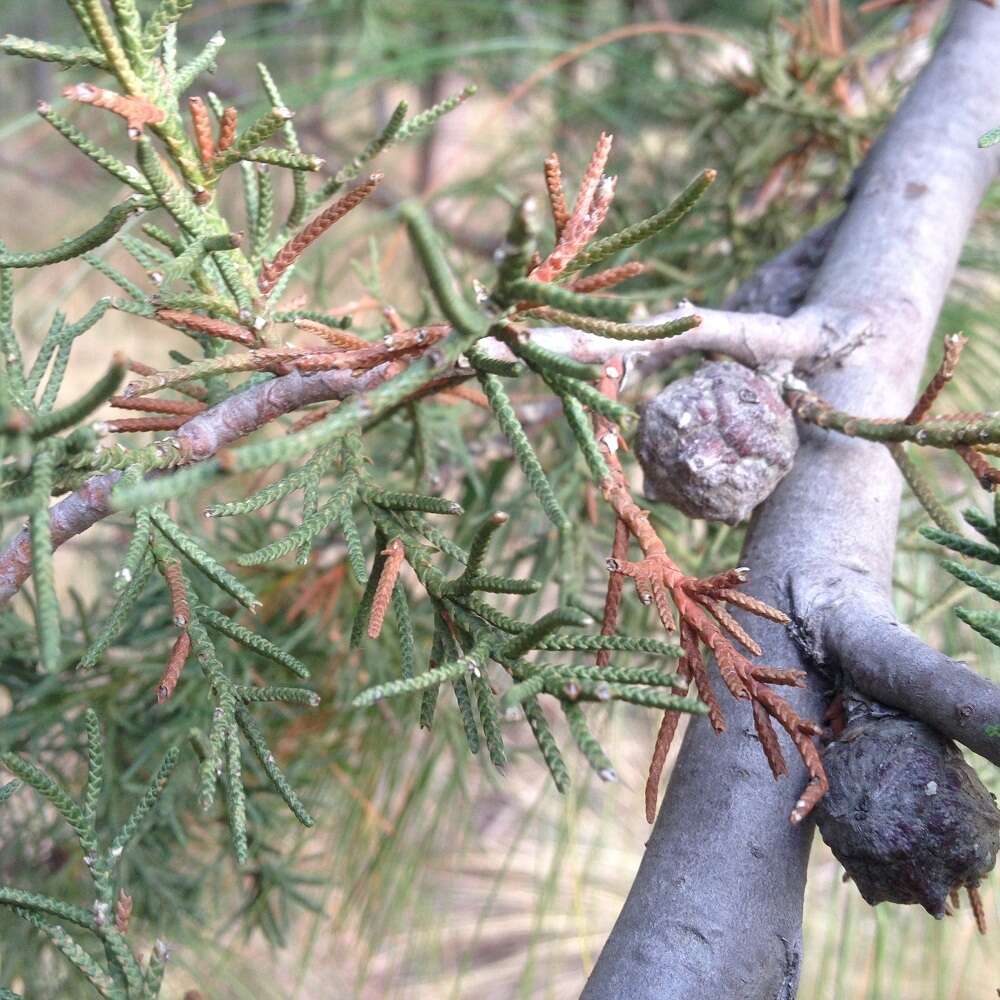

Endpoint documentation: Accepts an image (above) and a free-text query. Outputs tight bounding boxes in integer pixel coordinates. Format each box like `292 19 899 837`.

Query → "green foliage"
928 496 1000 656
0 711 178 998
0 1 928 995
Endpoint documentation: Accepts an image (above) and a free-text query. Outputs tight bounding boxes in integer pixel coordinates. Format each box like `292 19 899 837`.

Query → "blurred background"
0 1 998 997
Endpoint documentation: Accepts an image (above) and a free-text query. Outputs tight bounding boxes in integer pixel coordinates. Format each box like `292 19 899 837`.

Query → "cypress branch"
477 371 567 528
197 604 310 678
563 702 616 781
1 34 107 69
150 508 260 611
522 696 569 793
0 199 149 268
108 748 181 858
31 354 126 438
505 278 633 321
563 168 717 275
235 707 314 827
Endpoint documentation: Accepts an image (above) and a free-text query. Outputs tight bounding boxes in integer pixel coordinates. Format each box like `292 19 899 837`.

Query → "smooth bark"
582 4 1000 998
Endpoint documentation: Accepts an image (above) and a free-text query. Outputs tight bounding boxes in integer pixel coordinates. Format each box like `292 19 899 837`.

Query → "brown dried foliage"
62 83 165 137
593 356 826 824
368 538 405 640
258 174 382 294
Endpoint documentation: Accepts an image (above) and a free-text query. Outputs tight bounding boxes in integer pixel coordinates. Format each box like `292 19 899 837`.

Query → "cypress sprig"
224 728 249 865
390 508 469 565
110 460 220 510
150 507 260 610
563 702 617 781
503 330 599 382
159 233 243 286
452 675 481 753
391 584 417 679
115 507 153 593
105 0 144 77
536 308 702 341
963 505 1000 546
557 681 704 712
135 138 210 238
464 344 525 378
256 62 309 227
196 603 310 678
791 390 1000 447
500 672 547 712
0 780 22 806
980 125 1000 149
31 354 126 438
443 572 540 596
78 550 154 671
0 198 150 269
398 201 489 339
29 442 60 672
210 106 293 175
82 710 104 828
0 752 96 856
309 101 407 210
142 0 194 56
240 147 324 172
955 607 1000 647
891 444 961 534
253 164 275 261
78 0 144 94
338 494 369 583
175 30 227 94
140 222 185 256
235 491 347 566
477 371 568 528
494 197 538 292
395 85 477 144
920 525 1000 567
350 529 388 647
505 278 633 322
108 747 181 859
17 912 117 998
522 696 570 793
306 86 477 213
497 607 592 660
1 34 107 68
560 392 610 481
0 887 97 931
143 939 170 998
352 646 487 708
473 674 507 769
363 486 463 516
543 370 637 430
235 707 314 827
121 234 173 273
235 684 320 706
464 511 509 578
563 168 717 275
537 633 682 657
939 558 1000 604
84 253 146 301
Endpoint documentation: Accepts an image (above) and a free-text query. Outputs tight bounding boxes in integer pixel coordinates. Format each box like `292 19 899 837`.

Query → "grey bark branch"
0 299 847 607
583 3 1000 998
0 365 387 605
792 574 1000 766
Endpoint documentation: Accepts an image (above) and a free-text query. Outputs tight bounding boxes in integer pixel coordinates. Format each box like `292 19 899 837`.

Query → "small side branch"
0 365 389 606
797 576 1000 766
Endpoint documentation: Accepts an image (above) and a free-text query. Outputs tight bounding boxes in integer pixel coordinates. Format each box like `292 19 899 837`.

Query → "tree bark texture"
582 4 1000 998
